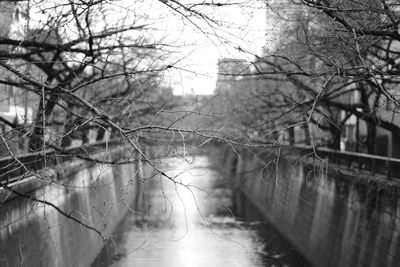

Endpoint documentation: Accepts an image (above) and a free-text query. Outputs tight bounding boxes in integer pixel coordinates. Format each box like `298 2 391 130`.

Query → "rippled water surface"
92 156 311 267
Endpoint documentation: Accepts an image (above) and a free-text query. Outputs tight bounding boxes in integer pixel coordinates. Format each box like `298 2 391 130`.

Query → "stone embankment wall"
215 145 400 267
0 149 152 267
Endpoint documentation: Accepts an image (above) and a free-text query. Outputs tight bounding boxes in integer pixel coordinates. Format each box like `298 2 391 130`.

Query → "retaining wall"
216 146 400 267
0 152 148 267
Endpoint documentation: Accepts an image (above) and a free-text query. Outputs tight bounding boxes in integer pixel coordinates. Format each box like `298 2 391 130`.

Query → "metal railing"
285 145 400 179
0 139 121 184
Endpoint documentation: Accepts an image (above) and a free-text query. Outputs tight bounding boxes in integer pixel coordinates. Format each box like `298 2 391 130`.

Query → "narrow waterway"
92 156 311 267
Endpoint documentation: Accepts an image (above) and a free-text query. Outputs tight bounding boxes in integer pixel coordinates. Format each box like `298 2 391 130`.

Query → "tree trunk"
364 92 381 155
329 124 341 150
303 123 311 145
28 94 59 151
287 126 295 145
365 122 377 155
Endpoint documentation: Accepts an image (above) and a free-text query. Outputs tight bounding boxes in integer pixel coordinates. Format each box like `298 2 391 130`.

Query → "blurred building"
0 2 37 154
215 58 250 95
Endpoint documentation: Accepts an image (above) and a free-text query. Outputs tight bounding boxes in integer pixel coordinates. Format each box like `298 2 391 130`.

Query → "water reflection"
92 156 311 267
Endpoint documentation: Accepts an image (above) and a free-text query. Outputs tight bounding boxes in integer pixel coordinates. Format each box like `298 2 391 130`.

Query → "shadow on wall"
217 146 400 267
0 161 144 267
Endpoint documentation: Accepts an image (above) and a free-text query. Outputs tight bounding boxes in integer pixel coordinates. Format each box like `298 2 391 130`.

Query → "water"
92 156 311 267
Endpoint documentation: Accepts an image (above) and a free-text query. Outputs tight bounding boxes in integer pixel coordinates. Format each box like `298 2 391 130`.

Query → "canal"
92 155 311 267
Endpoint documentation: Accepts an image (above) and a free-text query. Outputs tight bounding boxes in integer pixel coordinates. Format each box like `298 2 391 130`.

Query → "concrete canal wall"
215 145 400 267
3 142 400 267
0 151 152 267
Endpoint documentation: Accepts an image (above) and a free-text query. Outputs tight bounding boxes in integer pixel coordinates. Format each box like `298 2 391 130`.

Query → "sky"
25 0 269 95
143 0 268 95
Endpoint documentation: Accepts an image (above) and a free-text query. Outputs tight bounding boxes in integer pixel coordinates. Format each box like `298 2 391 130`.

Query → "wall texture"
0 157 146 267
216 146 400 267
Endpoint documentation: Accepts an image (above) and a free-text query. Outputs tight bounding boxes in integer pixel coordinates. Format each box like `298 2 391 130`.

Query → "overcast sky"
145 0 268 95
26 0 268 95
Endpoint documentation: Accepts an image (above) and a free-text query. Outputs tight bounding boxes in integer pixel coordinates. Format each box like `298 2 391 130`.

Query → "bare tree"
212 0 400 157
0 0 273 243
